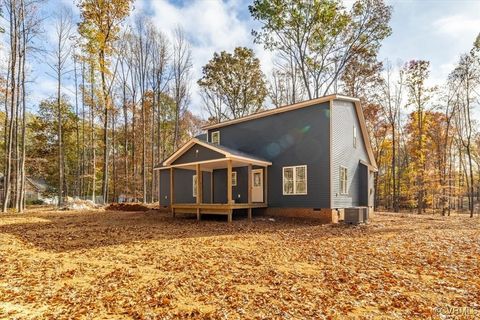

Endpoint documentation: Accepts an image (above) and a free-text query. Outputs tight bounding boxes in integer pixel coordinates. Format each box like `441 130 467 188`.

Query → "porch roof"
155 138 272 170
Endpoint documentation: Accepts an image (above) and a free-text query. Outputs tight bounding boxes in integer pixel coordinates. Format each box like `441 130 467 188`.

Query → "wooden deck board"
171 203 267 221
172 203 267 210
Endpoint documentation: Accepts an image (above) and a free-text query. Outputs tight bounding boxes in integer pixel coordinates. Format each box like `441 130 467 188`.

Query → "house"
0 176 49 204
155 94 377 223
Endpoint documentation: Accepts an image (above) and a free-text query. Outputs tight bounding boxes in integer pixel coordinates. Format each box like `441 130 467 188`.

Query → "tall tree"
377 62 403 212
450 51 480 218
47 7 73 207
250 0 392 98
78 0 132 203
171 27 192 149
403 60 435 214
198 47 267 122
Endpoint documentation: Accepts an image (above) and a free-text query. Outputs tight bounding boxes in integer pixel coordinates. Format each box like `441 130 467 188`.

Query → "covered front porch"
156 139 272 222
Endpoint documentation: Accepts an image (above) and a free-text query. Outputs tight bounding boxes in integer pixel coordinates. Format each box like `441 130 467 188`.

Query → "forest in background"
0 0 479 217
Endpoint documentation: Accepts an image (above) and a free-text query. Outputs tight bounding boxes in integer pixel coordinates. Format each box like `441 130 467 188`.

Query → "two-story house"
155 94 377 223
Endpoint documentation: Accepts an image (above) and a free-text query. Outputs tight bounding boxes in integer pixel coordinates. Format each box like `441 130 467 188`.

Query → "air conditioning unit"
344 207 368 225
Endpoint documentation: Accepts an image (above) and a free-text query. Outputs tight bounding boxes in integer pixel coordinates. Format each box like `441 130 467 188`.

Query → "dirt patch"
105 203 150 212
0 211 478 319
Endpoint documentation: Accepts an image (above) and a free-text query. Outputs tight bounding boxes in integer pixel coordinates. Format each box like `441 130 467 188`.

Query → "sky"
5 0 480 118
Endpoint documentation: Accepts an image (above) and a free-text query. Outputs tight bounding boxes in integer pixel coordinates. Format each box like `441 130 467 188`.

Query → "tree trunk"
100 51 109 204
3 0 18 212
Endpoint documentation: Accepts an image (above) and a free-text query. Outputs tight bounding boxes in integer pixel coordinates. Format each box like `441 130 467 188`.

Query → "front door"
252 169 263 203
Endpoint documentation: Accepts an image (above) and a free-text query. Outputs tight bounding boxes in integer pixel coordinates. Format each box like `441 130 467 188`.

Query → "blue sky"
7 0 480 117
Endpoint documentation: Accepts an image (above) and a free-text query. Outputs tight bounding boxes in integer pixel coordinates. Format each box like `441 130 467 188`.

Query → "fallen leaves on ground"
0 210 478 319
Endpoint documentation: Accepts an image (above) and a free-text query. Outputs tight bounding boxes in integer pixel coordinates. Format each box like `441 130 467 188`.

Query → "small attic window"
211 131 220 145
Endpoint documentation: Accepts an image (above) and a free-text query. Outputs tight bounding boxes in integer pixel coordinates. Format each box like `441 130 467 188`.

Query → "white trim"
211 131 220 145
282 165 307 195
232 171 237 186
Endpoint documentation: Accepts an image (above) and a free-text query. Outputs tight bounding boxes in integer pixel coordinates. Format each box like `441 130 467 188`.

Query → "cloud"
134 0 274 116
433 14 480 38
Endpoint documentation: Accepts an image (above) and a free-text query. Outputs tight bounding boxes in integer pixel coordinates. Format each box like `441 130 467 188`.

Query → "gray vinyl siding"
159 169 212 205
359 164 368 206
159 170 170 206
232 167 248 203
212 167 248 204
212 169 227 203
202 171 212 203
331 100 369 208
173 144 224 165
208 102 331 208
173 168 196 203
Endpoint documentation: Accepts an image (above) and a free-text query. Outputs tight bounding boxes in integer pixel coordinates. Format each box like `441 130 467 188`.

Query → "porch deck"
172 203 268 222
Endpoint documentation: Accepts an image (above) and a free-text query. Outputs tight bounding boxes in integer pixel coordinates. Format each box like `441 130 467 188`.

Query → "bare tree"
378 61 403 212
451 52 480 218
47 7 73 207
171 27 192 149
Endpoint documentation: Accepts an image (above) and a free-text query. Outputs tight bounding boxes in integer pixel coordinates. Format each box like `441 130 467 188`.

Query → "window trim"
232 171 237 187
282 165 307 195
340 166 348 195
211 131 220 145
192 175 197 197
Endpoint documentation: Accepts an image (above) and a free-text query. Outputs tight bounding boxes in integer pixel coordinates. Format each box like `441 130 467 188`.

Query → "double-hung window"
283 165 307 195
232 171 237 186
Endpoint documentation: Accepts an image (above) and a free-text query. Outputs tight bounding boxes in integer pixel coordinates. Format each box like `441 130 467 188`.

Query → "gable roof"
160 138 272 167
202 94 377 170
202 94 357 130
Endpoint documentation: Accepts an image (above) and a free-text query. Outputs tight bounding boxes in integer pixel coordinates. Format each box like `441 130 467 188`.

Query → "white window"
340 166 348 194
353 125 357 148
232 171 237 186
283 165 307 195
211 131 220 145
193 175 197 197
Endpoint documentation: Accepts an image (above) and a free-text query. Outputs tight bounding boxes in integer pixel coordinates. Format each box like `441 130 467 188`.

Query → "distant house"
155 94 377 223
0 176 49 203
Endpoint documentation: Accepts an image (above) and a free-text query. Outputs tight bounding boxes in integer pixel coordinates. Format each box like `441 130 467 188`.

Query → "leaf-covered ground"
0 209 479 319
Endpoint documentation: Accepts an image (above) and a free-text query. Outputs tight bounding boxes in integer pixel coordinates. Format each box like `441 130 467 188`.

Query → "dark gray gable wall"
331 100 369 208
172 143 224 165
159 169 212 206
208 102 331 208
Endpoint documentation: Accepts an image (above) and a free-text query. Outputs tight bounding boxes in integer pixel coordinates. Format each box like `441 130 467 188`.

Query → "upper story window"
283 165 307 195
340 166 348 194
232 171 237 186
211 131 220 145
353 124 357 148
